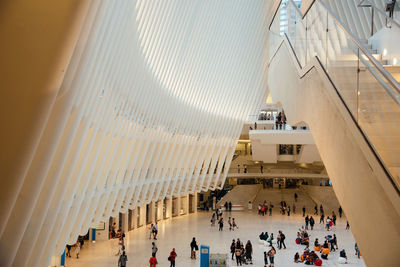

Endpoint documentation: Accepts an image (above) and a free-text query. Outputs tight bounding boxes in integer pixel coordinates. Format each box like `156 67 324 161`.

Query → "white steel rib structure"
0 0 279 266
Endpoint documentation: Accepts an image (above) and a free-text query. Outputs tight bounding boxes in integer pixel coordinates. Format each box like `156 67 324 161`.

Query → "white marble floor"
66 211 365 267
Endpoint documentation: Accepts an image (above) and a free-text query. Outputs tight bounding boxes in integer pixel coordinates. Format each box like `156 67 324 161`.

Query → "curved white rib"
0 1 274 266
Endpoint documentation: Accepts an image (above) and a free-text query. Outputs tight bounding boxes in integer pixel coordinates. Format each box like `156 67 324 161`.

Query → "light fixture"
393 58 398 65
382 48 388 56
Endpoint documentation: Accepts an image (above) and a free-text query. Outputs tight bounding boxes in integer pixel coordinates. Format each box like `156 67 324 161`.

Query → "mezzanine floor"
66 210 365 267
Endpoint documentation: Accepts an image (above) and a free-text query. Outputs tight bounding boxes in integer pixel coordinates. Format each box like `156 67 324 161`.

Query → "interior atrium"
0 0 399 267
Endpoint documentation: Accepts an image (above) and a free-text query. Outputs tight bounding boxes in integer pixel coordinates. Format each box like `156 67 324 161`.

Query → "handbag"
168 256 172 261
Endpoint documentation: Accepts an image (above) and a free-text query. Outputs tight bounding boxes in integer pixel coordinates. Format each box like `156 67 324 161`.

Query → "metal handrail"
270 30 400 195
286 0 400 104
268 0 283 30
362 0 400 29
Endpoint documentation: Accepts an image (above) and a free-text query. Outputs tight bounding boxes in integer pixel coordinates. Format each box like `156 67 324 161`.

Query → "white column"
191 193 198 214
121 212 128 233
156 200 163 221
140 204 147 227
132 208 138 229
166 198 172 219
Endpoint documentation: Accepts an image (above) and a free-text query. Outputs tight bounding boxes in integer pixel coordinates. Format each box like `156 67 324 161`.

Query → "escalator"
268 1 400 266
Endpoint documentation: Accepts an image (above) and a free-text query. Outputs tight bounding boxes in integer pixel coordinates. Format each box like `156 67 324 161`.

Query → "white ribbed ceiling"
135 0 269 117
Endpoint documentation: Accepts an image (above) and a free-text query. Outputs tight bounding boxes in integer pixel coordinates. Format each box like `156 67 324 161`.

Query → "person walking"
314 205 318 215
268 233 274 247
234 246 242 266
218 218 224 231
153 222 158 240
228 217 232 231
190 237 198 259
294 192 298 202
320 212 325 224
305 215 309 230
293 204 296 214
287 206 291 216
278 230 286 249
332 211 337 226
245 240 253 264
66 244 72 258
118 251 128 267
169 248 177 267
346 221 350 230
267 247 276 267
269 205 272 216
232 218 238 230
229 201 232 211
355 243 360 258
263 251 268 267
230 239 236 260
152 242 158 257
302 206 306 217
149 255 157 267
211 213 216 226
75 241 81 259
310 216 315 230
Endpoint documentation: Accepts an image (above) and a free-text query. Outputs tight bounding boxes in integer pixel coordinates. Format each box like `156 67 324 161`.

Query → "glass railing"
324 0 400 41
270 0 400 191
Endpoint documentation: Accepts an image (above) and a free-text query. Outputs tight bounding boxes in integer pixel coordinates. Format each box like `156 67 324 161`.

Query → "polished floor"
66 210 366 267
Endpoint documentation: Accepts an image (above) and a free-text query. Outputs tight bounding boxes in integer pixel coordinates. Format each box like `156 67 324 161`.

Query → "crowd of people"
68 195 359 267
230 238 255 265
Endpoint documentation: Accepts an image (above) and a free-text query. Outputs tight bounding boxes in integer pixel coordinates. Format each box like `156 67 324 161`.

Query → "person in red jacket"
149 255 157 267
169 248 177 267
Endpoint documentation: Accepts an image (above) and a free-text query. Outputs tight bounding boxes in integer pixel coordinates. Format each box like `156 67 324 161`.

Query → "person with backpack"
278 230 286 249
190 237 198 259
118 251 128 267
168 248 177 267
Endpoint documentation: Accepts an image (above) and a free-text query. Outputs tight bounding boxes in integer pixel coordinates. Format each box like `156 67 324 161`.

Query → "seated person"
297 232 301 239
339 249 348 263
309 251 319 263
294 252 300 262
339 249 347 259
259 232 265 240
314 238 320 247
323 240 329 248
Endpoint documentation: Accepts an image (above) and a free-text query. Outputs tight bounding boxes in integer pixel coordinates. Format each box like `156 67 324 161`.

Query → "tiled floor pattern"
66 210 365 267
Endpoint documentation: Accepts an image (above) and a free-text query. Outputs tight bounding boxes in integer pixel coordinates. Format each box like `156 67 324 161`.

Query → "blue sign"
200 245 210 267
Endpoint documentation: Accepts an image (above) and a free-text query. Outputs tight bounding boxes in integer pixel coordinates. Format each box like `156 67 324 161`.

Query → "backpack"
281 234 285 240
